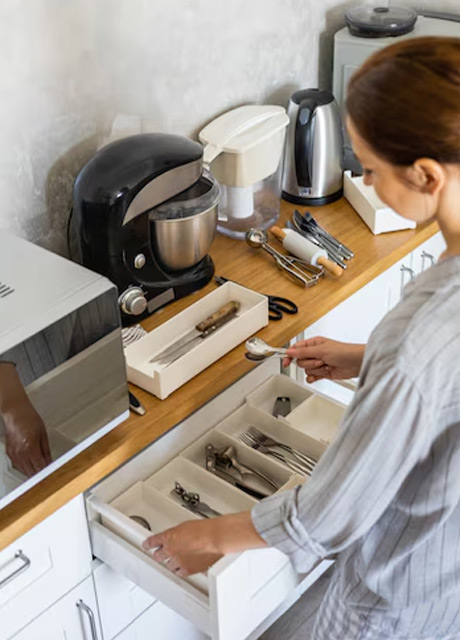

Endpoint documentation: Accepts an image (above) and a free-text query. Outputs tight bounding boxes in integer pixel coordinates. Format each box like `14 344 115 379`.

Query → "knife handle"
196 301 240 332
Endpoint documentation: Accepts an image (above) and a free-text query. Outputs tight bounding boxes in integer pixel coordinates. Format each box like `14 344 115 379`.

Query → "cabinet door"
93 562 155 640
302 265 394 345
114 601 208 640
0 496 92 640
11 576 101 640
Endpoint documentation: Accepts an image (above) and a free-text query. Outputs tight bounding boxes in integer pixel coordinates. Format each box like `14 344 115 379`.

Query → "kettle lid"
345 5 417 38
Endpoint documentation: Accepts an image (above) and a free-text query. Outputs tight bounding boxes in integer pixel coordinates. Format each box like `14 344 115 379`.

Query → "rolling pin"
271 226 343 277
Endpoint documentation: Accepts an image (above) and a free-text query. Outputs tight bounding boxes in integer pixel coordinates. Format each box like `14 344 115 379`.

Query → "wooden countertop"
0 198 438 550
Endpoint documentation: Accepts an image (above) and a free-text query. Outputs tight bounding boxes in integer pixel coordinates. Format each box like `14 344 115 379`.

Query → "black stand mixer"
70 134 219 325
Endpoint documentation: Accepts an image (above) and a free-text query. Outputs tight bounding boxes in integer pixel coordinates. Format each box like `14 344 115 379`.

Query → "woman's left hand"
143 518 223 577
142 511 267 577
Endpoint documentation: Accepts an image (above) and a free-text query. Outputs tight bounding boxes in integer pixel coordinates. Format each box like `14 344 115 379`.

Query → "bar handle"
0 550 31 588
77 599 99 640
400 265 415 298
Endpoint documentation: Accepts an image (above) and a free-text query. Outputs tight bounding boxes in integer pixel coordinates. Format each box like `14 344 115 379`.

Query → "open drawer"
87 361 343 640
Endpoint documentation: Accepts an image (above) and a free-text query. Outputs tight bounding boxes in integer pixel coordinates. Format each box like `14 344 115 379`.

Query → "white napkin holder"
343 171 416 235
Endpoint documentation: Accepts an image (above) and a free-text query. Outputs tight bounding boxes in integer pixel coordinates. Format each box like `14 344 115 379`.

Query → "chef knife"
150 300 240 365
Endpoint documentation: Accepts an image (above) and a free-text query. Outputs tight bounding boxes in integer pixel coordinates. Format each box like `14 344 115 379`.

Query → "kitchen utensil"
71 133 219 326
214 276 298 321
239 427 316 476
288 218 347 269
245 337 288 358
239 432 312 476
272 396 291 418
129 515 152 530
345 5 417 38
217 445 280 491
122 324 148 348
149 300 240 364
171 482 221 519
282 89 343 205
270 226 343 277
199 105 289 239
205 445 270 499
245 228 323 287
294 210 353 259
246 426 317 470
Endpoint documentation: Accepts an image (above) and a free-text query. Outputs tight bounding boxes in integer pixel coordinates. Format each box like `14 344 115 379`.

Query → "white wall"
0 0 457 254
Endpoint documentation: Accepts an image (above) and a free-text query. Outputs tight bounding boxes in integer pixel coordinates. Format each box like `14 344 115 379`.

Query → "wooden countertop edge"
0 203 439 550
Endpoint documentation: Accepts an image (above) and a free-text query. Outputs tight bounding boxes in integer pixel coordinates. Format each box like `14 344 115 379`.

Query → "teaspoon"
245 337 288 357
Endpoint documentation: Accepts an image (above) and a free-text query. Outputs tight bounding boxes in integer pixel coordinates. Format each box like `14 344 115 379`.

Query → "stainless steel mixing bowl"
150 173 219 271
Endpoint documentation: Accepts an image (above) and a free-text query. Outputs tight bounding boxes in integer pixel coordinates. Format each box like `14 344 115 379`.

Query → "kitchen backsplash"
0 0 456 254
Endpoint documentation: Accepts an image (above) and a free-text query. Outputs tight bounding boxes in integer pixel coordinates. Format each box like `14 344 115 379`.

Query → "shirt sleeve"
251 365 432 574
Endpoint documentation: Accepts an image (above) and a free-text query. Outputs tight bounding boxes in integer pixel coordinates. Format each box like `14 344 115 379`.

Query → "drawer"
11 576 101 640
87 361 338 640
0 496 92 640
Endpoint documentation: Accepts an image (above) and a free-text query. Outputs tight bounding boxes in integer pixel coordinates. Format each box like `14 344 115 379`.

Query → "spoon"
245 337 288 357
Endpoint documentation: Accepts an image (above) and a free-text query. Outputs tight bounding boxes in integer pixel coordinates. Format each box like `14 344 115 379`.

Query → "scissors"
214 276 298 321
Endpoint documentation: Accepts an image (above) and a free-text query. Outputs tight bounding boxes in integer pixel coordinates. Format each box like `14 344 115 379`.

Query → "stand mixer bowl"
150 173 220 271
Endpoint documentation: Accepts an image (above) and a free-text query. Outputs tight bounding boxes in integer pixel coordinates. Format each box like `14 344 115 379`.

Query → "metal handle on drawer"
400 265 415 297
421 251 436 270
77 599 99 640
0 550 31 588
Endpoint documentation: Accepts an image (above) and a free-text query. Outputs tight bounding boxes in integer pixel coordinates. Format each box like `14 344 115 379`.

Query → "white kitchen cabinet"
11 576 101 640
0 495 92 640
87 361 338 640
114 601 209 640
93 562 156 640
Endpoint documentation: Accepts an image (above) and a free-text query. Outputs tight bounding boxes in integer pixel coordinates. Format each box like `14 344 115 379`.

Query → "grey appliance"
333 13 460 172
0 231 129 509
281 89 343 206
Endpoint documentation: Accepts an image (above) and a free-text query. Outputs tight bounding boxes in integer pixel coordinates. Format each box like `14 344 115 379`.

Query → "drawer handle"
0 550 31 588
77 599 99 640
400 265 415 297
421 250 436 270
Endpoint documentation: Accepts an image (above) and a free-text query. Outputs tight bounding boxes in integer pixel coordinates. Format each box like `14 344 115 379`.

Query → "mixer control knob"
119 287 147 316
134 253 146 269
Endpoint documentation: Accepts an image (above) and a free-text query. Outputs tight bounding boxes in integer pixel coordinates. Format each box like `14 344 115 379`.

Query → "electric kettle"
282 89 343 205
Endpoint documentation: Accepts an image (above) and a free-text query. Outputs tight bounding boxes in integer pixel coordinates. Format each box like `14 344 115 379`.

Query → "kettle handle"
294 98 316 189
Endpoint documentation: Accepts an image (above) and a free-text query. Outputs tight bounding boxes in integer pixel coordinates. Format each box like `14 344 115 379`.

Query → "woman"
144 37 460 638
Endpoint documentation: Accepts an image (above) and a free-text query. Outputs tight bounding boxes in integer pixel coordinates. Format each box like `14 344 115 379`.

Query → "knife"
150 300 240 365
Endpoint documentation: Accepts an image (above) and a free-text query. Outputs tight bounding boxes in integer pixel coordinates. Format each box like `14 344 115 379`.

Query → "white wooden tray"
124 282 268 399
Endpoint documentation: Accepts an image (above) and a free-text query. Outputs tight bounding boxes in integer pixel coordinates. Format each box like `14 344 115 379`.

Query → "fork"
239 432 312 476
246 426 317 472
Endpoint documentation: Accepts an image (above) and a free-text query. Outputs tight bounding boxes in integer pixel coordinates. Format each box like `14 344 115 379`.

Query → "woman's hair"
346 36 460 166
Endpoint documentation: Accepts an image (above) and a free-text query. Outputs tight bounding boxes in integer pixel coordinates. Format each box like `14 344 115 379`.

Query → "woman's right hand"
284 337 365 383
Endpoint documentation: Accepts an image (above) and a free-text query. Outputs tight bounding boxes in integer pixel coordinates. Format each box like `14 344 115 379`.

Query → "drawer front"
11 576 101 640
93 562 156 640
114 600 208 640
0 496 92 640
88 360 337 640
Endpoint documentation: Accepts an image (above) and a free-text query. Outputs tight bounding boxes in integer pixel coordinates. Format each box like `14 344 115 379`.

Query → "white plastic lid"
199 105 289 163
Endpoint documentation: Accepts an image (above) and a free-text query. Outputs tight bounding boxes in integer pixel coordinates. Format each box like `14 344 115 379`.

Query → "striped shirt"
252 255 460 639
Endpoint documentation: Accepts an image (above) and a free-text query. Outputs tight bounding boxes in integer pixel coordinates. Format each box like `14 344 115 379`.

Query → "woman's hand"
142 512 267 577
0 362 51 477
4 404 51 477
284 337 365 383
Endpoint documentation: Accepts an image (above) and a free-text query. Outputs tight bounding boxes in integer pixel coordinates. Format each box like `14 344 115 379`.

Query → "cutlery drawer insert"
87 363 346 640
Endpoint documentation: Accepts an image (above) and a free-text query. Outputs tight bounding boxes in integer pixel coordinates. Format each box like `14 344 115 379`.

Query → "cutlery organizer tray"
124 281 268 399
88 365 345 639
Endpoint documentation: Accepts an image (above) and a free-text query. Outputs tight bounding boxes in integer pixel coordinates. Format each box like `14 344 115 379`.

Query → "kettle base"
282 189 343 207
